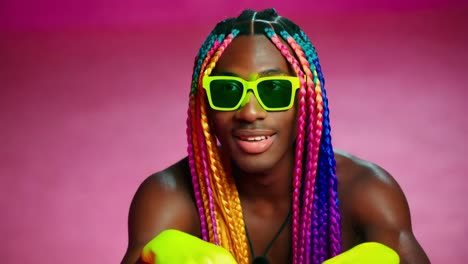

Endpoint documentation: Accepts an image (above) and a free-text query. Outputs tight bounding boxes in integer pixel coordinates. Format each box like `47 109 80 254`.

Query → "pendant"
252 256 269 264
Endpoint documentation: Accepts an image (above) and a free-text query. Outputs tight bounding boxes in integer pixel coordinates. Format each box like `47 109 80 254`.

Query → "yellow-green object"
323 242 400 264
141 229 238 264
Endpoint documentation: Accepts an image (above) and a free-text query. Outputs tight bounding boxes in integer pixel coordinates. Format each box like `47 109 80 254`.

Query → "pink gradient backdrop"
1 1 467 263
1 0 468 30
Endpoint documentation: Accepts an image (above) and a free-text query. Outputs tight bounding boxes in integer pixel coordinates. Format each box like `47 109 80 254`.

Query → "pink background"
1 1 467 263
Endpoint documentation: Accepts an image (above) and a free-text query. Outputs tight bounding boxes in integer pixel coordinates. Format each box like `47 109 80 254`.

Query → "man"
122 9 430 264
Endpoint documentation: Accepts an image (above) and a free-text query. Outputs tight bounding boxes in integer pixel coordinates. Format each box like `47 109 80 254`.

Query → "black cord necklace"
245 210 292 264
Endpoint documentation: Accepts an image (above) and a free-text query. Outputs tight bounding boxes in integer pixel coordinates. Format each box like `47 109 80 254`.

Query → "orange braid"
195 34 250 263
202 59 250 263
190 95 215 240
191 39 226 244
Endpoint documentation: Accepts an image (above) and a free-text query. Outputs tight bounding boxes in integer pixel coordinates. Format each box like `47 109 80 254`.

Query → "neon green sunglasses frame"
202 75 301 111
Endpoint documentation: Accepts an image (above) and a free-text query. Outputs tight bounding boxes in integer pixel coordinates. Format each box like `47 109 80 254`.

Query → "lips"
233 130 275 154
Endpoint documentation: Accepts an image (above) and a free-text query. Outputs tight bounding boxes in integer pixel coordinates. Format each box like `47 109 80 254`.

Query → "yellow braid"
194 44 224 245
199 102 225 243
200 99 249 263
198 52 250 263
313 69 323 113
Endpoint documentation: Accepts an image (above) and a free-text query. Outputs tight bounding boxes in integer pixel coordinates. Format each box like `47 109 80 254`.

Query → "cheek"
273 109 298 142
209 112 231 139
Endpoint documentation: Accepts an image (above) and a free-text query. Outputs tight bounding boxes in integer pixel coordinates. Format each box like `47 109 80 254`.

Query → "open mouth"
237 135 270 141
234 134 274 154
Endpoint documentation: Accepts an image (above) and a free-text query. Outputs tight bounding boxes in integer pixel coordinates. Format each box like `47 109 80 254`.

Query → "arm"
121 161 200 264
349 163 430 264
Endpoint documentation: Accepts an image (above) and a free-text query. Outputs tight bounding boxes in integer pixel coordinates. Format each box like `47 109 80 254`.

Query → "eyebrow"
215 68 288 77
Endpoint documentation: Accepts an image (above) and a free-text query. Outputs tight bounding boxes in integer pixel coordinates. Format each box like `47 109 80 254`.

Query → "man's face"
208 35 298 175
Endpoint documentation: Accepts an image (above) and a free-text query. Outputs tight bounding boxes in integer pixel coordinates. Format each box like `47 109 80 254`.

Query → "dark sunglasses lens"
210 80 244 108
257 80 293 108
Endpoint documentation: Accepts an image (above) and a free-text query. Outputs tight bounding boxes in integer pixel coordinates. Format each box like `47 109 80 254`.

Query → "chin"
232 155 277 175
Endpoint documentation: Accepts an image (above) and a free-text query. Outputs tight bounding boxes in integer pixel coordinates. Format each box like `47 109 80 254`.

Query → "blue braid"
300 30 342 257
217 33 226 43
306 29 341 256
190 31 232 96
299 30 319 61
264 27 275 38
317 68 342 257
191 33 217 94
313 157 330 263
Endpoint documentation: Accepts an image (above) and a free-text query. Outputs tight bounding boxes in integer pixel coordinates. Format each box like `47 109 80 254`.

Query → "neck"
233 153 294 207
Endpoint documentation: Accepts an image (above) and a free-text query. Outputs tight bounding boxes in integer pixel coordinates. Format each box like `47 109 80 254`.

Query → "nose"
234 91 267 122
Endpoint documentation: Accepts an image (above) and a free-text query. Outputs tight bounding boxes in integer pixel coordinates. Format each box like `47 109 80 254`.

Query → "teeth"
243 136 267 141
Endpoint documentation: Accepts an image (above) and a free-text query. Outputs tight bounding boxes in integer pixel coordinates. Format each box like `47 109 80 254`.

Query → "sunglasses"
202 75 301 111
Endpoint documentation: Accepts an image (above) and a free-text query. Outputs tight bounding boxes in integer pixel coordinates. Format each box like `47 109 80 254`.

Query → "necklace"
245 210 292 264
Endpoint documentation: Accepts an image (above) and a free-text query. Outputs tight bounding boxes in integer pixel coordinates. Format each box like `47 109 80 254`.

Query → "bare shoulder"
334 149 430 264
334 150 400 200
334 150 408 233
121 157 200 264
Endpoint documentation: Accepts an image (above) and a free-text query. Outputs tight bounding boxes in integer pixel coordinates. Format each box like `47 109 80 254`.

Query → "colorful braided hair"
186 8 342 264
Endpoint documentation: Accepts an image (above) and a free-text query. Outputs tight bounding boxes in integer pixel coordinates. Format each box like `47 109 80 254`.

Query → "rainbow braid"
277 30 320 264
195 35 228 245
204 30 251 262
310 37 342 258
195 33 227 242
189 35 224 242
187 30 219 242
271 28 323 264
285 31 325 264
188 30 231 244
187 27 251 263
200 31 236 247
293 29 342 262
264 27 314 264
296 29 342 258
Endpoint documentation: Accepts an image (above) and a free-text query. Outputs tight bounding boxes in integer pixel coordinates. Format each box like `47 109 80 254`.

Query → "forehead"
213 35 292 78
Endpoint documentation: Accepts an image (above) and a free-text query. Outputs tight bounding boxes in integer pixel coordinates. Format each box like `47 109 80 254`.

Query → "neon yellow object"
141 230 398 264
202 75 300 111
140 229 238 264
323 242 400 264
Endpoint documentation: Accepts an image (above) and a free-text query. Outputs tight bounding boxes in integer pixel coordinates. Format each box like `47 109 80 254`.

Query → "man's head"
208 34 298 174
186 9 341 264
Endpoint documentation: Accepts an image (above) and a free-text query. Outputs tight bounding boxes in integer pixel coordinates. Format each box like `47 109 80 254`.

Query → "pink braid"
285 35 324 263
186 98 208 240
195 94 220 244
193 93 216 241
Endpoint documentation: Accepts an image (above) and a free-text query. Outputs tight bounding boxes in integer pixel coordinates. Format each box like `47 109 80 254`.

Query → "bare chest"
243 212 361 264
